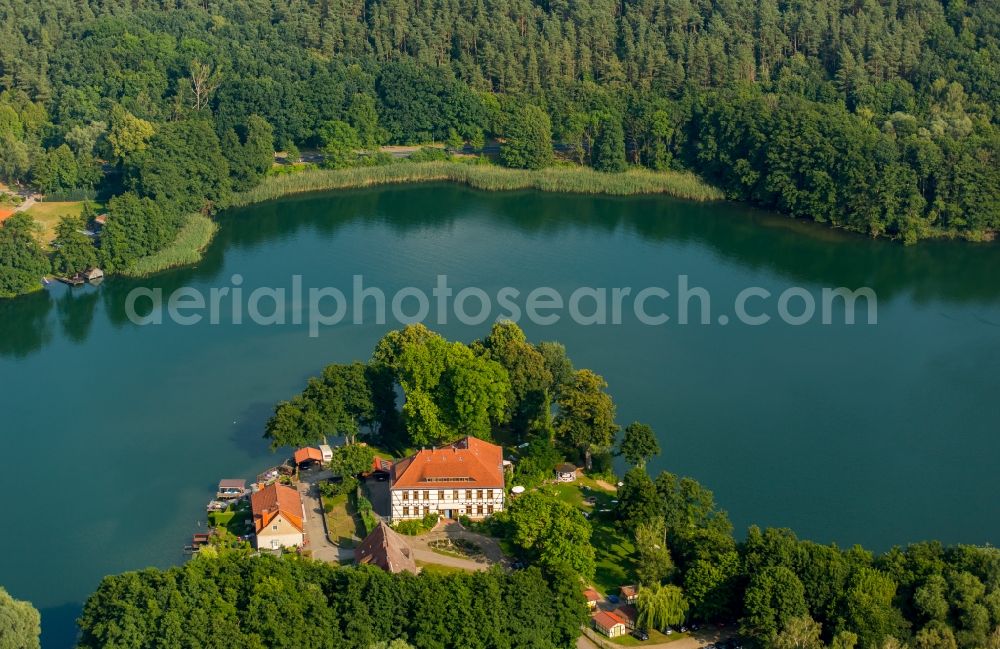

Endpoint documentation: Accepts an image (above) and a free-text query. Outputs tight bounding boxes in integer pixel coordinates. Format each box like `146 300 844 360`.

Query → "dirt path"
411 548 490 571
592 478 618 491
14 195 36 213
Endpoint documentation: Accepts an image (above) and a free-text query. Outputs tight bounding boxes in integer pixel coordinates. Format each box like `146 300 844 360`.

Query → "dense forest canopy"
75 553 587 649
0 0 996 285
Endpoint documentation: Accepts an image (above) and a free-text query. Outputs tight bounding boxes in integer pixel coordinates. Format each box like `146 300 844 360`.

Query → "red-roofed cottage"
390 436 505 522
251 483 304 550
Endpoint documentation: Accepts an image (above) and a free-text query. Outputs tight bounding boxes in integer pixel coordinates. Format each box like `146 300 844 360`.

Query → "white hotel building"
389 436 505 522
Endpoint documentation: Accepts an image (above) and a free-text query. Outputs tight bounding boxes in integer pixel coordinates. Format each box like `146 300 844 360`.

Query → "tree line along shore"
2 0 999 296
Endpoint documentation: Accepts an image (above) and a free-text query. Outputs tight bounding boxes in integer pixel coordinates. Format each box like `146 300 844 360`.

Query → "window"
476 489 483 499
466 489 472 499
452 490 459 500
272 525 278 530
477 505 484 515
487 505 494 514
423 490 430 500
403 506 410 516
402 491 409 501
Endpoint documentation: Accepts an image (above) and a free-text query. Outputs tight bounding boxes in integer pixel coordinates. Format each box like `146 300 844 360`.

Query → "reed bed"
121 213 218 277
125 162 720 278
231 161 724 207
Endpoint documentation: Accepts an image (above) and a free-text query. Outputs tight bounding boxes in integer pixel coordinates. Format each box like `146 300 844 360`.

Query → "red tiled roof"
614 605 638 624
251 483 303 533
584 588 602 602
355 521 416 574
621 584 638 598
593 610 627 630
371 457 393 473
294 447 323 464
391 436 504 490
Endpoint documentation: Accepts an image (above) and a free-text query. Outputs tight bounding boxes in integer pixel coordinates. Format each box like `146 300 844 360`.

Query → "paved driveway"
364 477 391 518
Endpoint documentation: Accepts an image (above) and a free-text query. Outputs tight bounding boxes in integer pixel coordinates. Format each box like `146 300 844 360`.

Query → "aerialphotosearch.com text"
124 274 878 337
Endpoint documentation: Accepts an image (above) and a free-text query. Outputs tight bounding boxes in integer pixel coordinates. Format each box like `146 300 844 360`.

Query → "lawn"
611 630 687 646
25 201 102 246
416 561 468 576
548 480 636 595
323 493 360 548
207 501 251 536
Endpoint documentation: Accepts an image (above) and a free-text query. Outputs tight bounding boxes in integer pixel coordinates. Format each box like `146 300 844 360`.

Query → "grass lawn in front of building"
323 493 361 548
611 629 687 646
548 479 636 595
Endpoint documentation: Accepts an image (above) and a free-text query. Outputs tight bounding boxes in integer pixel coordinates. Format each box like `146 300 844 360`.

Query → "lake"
2 183 999 646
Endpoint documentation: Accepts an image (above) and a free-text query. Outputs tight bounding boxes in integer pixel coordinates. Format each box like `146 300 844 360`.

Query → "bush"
406 146 450 163
355 494 379 536
394 512 439 535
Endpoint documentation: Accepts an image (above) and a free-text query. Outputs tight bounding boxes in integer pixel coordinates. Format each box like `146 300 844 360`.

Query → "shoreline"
123 161 725 277
9 160 996 292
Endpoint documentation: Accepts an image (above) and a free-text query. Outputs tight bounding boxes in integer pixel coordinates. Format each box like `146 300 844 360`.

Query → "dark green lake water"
2 184 999 646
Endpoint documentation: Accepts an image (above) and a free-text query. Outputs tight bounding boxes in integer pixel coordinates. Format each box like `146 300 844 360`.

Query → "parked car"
665 628 674 635
632 629 650 641
680 626 689 633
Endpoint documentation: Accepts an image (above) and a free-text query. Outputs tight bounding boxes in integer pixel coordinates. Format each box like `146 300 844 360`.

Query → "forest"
1 0 999 296
74 553 586 648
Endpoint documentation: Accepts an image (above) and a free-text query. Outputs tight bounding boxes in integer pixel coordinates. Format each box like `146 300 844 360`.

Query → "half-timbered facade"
389 436 505 522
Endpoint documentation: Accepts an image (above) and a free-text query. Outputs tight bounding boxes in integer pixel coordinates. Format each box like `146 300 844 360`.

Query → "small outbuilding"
592 610 628 638
294 447 324 468
620 584 639 604
82 267 104 282
555 463 578 482
365 456 393 481
583 588 602 609
217 479 247 500
319 444 333 463
355 521 416 574
613 604 638 630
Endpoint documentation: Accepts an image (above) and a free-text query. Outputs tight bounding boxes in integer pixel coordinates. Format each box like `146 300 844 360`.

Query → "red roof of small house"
614 605 638 625
584 588 602 602
621 584 638 598
391 436 504 490
371 457 393 473
250 483 303 533
593 610 627 631
294 447 324 464
94 213 108 225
